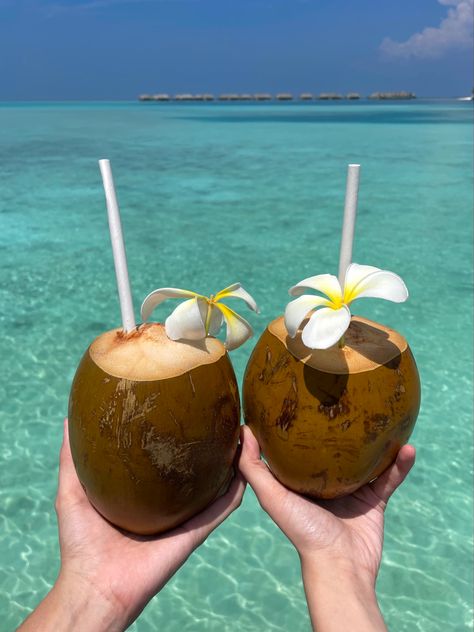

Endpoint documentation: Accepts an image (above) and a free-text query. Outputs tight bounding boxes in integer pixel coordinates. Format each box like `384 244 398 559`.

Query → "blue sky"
0 0 472 99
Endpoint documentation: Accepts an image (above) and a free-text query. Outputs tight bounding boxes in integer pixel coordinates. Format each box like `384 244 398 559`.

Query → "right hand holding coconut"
238 425 416 632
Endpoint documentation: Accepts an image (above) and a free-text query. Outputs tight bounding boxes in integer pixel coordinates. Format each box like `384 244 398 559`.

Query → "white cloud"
380 0 473 59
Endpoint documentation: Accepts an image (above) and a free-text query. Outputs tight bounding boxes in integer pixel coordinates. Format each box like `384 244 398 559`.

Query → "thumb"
57 418 88 506
238 425 289 515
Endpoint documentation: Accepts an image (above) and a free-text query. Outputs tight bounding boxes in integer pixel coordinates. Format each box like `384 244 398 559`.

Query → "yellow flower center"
330 297 345 309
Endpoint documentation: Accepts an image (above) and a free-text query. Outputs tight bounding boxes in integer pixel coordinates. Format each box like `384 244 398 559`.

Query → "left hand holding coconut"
20 161 255 631
239 424 416 632
18 420 245 632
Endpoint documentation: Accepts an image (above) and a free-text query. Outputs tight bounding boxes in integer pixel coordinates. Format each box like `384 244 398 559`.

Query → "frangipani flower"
141 283 259 351
285 263 408 350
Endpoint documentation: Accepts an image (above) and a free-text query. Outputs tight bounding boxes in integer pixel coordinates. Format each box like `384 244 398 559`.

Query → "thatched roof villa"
174 93 195 101
218 94 241 101
369 91 416 100
299 93 313 100
276 93 293 101
318 93 343 100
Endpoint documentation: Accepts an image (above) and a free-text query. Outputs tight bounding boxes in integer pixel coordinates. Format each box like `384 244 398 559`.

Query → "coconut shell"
243 316 420 498
68 323 240 535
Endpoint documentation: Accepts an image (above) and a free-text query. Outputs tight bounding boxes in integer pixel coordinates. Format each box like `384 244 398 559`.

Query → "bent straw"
338 164 361 286
99 159 136 332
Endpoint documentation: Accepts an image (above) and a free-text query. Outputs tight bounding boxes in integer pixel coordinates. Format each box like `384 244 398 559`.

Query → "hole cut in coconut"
89 323 226 381
269 315 407 375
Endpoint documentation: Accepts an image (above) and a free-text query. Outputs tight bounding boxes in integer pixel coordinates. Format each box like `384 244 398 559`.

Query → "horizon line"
0 95 471 102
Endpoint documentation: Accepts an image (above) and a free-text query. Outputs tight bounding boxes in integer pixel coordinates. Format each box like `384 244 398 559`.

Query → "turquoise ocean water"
0 100 472 631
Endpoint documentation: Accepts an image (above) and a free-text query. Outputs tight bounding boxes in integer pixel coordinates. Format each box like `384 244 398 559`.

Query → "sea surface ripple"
0 100 472 631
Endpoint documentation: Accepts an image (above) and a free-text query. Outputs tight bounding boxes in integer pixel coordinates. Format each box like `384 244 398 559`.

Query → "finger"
370 444 416 506
238 425 289 516
57 418 88 506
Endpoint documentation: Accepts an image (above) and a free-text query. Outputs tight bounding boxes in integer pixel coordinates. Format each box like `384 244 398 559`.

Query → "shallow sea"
0 100 472 631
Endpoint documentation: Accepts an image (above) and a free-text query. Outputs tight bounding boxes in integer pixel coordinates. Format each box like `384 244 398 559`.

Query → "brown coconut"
243 315 420 498
68 323 240 535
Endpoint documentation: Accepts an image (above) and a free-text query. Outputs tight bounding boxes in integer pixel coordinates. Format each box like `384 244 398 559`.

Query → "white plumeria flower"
141 283 259 351
285 263 408 350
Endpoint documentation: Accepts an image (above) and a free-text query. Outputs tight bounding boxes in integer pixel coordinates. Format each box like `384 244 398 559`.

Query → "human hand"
20 419 245 632
238 424 416 632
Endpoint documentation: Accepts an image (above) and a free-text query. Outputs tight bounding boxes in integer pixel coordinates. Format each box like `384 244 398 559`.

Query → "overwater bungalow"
276 93 293 101
202 94 215 101
369 91 416 100
239 94 254 101
346 92 360 100
174 93 194 101
152 94 170 101
138 94 152 101
254 93 272 101
319 93 343 100
299 93 313 100
218 93 240 101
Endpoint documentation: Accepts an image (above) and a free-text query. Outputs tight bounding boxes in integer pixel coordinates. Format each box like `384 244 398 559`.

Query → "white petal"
141 287 200 322
344 263 408 304
284 295 332 338
343 263 380 301
214 283 260 313
344 263 380 285
301 306 351 350
165 298 206 341
206 303 224 336
214 303 253 351
289 274 343 304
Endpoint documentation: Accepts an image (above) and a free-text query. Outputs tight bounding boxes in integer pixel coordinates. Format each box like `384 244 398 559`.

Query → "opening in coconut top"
269 315 408 375
89 323 226 381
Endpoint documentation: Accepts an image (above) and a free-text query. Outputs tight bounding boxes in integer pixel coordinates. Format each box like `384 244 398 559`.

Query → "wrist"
53 571 129 632
300 553 376 591
19 571 129 632
299 556 386 632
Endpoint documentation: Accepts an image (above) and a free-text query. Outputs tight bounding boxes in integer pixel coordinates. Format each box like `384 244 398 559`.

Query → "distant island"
138 91 417 102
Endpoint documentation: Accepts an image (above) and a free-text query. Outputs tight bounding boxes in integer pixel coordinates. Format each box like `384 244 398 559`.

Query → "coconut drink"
243 165 420 498
68 161 258 534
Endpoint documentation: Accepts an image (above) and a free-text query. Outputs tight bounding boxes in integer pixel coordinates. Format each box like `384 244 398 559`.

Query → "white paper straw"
338 164 361 286
99 159 136 332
